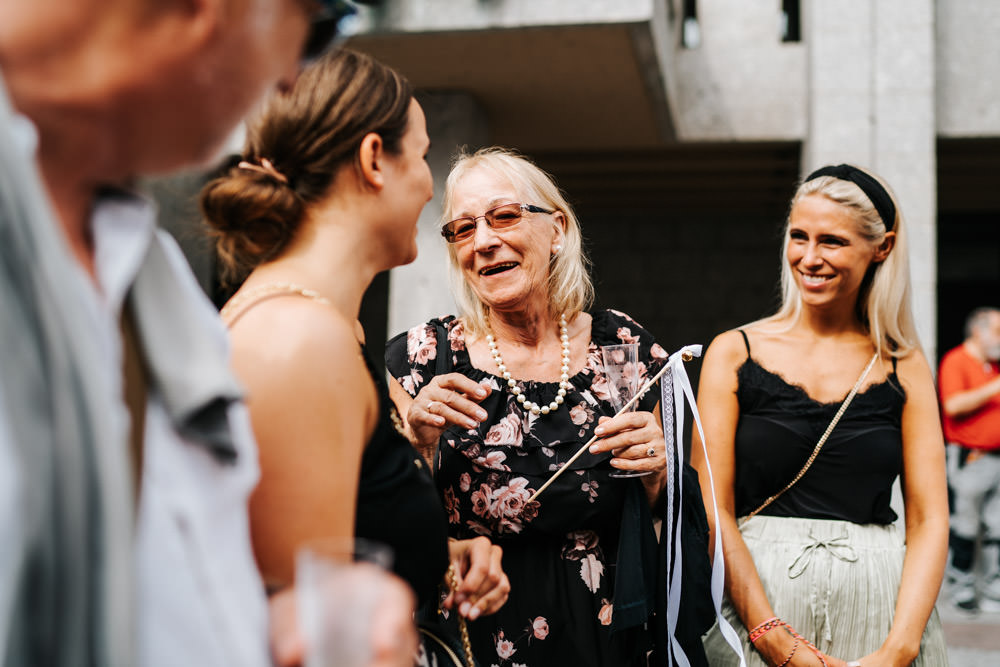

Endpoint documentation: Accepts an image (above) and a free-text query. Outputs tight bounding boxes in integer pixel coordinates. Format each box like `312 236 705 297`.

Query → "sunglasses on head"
441 202 554 243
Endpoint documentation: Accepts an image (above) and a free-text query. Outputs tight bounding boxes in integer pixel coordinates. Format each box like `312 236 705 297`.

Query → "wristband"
748 616 782 644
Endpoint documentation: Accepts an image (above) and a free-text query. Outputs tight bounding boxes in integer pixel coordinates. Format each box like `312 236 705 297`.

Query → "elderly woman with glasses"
386 147 713 666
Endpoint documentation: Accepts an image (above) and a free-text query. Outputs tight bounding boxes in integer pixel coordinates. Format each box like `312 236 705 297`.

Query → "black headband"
804 164 896 232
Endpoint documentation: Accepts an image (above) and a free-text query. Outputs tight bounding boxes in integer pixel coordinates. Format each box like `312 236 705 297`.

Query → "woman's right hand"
406 373 491 448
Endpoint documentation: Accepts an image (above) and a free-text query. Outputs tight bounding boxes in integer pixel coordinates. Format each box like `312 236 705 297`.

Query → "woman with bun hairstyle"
200 47 509 659
696 165 948 666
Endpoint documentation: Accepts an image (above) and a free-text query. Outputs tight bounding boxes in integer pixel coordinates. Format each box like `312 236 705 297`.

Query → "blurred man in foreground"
0 1 415 665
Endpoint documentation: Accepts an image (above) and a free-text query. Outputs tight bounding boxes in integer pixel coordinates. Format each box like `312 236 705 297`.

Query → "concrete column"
386 92 489 337
802 0 937 359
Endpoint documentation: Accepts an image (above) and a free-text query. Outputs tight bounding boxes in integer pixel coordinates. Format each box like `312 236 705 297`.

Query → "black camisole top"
355 345 449 605
733 331 905 524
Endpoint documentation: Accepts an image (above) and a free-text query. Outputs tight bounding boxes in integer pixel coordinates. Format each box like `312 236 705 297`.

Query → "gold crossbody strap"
742 352 880 523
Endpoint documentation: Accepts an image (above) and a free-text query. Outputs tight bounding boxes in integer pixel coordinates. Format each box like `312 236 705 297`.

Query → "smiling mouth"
800 273 833 286
480 262 519 276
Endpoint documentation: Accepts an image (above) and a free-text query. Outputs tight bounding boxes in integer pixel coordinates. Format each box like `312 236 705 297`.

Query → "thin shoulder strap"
220 283 331 327
737 329 751 357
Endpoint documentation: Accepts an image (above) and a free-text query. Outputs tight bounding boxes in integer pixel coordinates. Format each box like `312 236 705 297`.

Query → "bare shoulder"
894 347 936 392
229 296 358 359
227 296 367 395
704 328 751 368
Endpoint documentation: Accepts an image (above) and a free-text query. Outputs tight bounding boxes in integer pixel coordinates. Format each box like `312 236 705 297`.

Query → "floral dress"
386 310 669 667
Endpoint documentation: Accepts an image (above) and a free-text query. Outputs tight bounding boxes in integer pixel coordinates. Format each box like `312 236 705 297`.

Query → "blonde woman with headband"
696 165 949 666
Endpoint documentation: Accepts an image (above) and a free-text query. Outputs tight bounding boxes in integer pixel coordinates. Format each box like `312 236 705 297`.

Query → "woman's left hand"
589 412 665 475
444 536 510 619
590 412 667 503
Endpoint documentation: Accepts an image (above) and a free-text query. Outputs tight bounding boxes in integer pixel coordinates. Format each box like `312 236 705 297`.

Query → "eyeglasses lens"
443 204 525 243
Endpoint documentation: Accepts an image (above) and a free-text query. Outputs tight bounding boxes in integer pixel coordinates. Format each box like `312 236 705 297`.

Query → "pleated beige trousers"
703 515 948 665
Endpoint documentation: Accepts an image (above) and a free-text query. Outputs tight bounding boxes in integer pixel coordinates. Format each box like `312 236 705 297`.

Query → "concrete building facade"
334 0 999 368
155 0 999 372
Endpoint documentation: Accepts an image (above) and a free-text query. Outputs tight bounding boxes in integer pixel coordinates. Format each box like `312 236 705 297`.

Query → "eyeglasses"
441 203 554 243
301 0 359 64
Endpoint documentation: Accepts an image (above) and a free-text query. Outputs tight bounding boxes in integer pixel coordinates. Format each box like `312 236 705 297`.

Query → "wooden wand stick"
524 349 694 506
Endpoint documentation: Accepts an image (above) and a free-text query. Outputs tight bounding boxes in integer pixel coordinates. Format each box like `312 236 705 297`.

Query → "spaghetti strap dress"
702 330 948 665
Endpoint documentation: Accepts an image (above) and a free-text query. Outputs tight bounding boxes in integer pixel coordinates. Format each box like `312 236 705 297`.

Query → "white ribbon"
661 344 746 667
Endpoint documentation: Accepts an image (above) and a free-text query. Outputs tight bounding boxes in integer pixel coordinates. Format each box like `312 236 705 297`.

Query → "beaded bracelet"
780 623 828 667
749 616 782 644
775 635 798 667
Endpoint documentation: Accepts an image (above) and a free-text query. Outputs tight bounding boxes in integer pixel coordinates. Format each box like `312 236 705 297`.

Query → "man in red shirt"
940 307 1000 612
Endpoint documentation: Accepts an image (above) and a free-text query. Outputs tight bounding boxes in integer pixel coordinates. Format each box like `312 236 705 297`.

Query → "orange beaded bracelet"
748 617 782 644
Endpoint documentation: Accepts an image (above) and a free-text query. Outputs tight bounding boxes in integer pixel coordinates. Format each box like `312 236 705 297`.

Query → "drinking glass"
600 343 653 478
296 537 394 667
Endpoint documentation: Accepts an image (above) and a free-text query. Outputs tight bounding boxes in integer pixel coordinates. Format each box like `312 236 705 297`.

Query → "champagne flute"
296 537 394 667
599 343 653 478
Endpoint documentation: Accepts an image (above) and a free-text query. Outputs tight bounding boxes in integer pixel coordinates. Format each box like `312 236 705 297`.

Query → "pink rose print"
484 412 522 447
531 616 549 640
598 600 613 626
569 403 591 426
466 519 491 536
442 486 460 524
579 553 605 594
564 530 600 556
406 325 437 366
489 477 538 534
616 326 640 345
520 500 540 523
650 342 668 360
590 371 612 403
495 631 516 660
459 472 472 492
399 369 422 396
473 449 510 471
581 480 599 503
497 518 523 535
448 319 467 351
470 484 493 517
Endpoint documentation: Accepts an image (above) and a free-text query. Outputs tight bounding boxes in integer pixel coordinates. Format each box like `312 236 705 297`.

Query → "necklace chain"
485 314 572 416
220 282 330 323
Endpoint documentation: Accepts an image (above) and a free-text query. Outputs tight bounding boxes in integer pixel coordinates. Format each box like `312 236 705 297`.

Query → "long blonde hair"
765 166 918 358
441 147 594 334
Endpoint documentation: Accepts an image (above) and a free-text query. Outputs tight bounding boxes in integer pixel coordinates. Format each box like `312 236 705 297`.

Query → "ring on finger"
646 447 656 458
427 400 439 412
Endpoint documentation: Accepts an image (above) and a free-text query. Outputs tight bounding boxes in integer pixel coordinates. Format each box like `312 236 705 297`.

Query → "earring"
553 244 562 254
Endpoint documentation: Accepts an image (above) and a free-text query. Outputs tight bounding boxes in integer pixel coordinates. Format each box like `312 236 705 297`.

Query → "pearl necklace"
485 314 572 416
